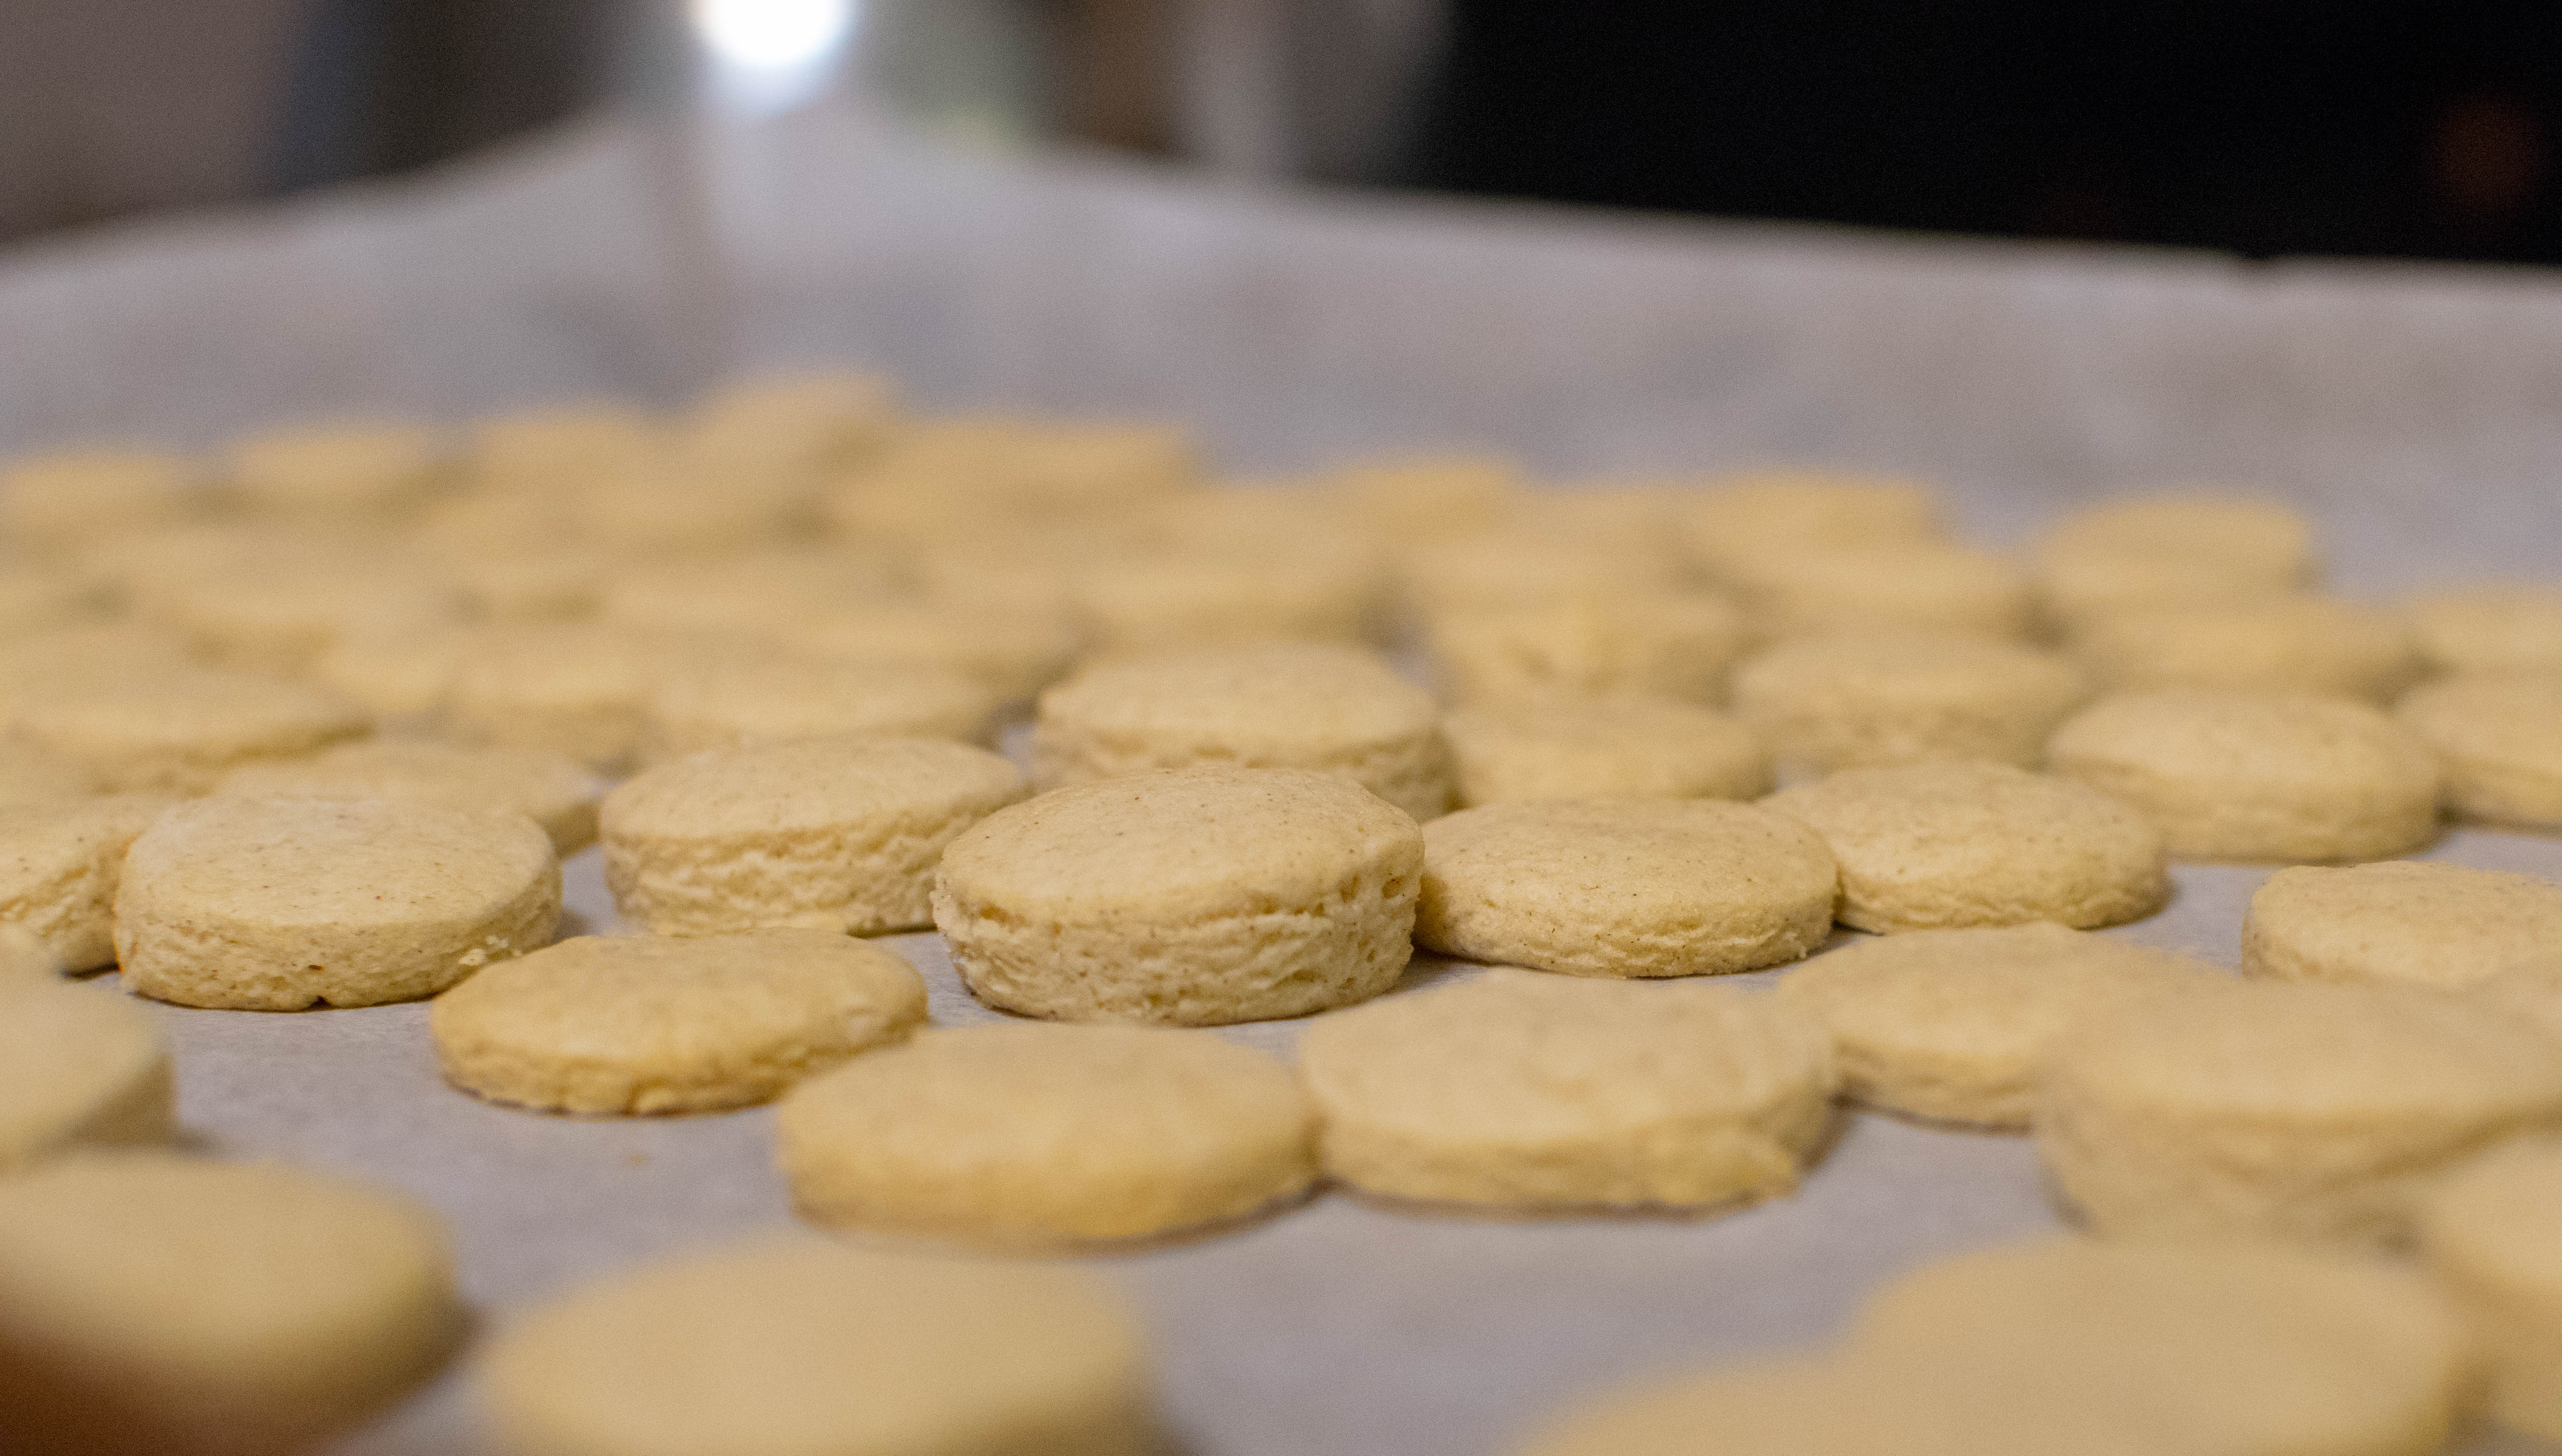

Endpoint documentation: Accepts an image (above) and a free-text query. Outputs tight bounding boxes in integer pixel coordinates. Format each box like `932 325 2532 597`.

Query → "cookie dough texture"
1775 923 2220 1128
1416 799 1835 978
1425 592 1746 707
220 739 603 854
2047 690 2442 862
936 766 1422 1024
641 653 1000 765
0 795 174 971
433 930 927 1115
441 623 657 773
222 421 449 518
0 984 172 1172
779 1023 1314 1245
116 797 560 1010
1681 474 1945 585
1724 542 2035 644
605 736 1026 937
1516 1357 1921 1456
0 447 198 553
2242 861 2562 990
0 734 97 806
1301 970 1835 1210
1032 642 1453 821
2037 982 2562 1243
1443 698 1771 808
2068 596 2419 703
2397 672 2562 829
2418 1140 2562 1442
478 1237 1153 1456
1732 632 2090 774
2032 495 2319 630
1762 763 2167 933
1069 551 1376 651
0 1153 461 1456
2404 584 2562 677
9 669 371 794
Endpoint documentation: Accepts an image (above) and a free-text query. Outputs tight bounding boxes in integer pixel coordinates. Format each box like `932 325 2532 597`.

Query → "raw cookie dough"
0 795 176 970
2418 1139 2562 1442
432 930 927 1115
1443 697 1771 808
477 1236 1153 1456
2031 494 2319 630
1762 763 2167 933
1680 473 1945 585
933 766 1422 1024
2066 596 2419 702
2037 982 2562 1243
1723 542 2035 644
778 1023 1314 1245
440 623 657 773
2404 584 2562 677
2242 861 2562 990
604 735 1026 937
1424 592 1747 706
9 669 371 794
116 797 560 1010
1033 642 1453 820
1775 923 2220 1128
1299 969 1835 1211
2047 690 2442 862
467 401 663 494
2396 672 2562 829
0 1153 461 1456
1395 534 1679 621
222 420 450 518
1069 550 1377 652
0 447 198 553
220 739 603 854
1416 799 1835 977
639 653 999 765
1731 632 2090 774
0 983 172 1172
788 602 1080 703
0 734 98 806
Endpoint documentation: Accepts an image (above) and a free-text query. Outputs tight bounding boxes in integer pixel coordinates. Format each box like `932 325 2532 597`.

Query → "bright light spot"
689 0 853 70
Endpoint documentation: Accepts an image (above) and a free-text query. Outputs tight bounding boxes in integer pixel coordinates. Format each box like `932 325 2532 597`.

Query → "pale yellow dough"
0 1153 460 1456
1680 473 1945 585
639 652 999 765
1762 762 2166 933
1424 592 1747 706
2242 860 2562 990
147 554 462 677
0 563 100 640
0 795 176 971
933 766 1422 1024
778 1023 1314 1246
2032 494 2319 630
2397 672 2562 829
596 547 899 636
432 930 926 1115
477 1236 1153 1456
0 734 98 807
1416 799 1836 978
1069 550 1377 652
1515 1357 1923 1456
219 739 603 854
1300 969 1835 1211
2067 595 2419 702
441 623 656 772
2404 584 2562 677
0 983 172 1173
1443 697 1771 808
10 669 371 794
1323 453 1523 543
604 735 1026 937
787 602 1080 703
222 420 450 518
1395 534 1679 620
116 797 560 1010
1731 632 2090 774
2418 1139 2562 1442
468 401 664 494
0 447 199 553
1723 541 2035 643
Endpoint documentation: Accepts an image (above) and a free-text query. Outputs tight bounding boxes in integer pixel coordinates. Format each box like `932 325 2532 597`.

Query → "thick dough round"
0 795 174 971
1731 632 2090 774
468 402 663 494
1515 1357 1923 1456
604 735 1026 937
9 669 371 794
1416 799 1836 977
1762 763 2167 933
778 1023 1314 1245
1069 550 1376 652
432 930 926 1115
934 766 1422 1024
116 797 560 1010
147 554 462 677
2242 861 2562 990
2032 494 2318 630
0 564 100 640
597 547 899 637
1299 969 1835 1210
219 739 602 854
1443 697 1771 808
1424 592 1746 706
2396 672 2562 829
0 1152 460 1456
2067 596 2419 702
0 448 199 553
640 653 999 766
478 1235 1152 1456
2418 1139 2562 1442
787 603 1079 703
1032 642 1453 820
2037 982 2562 1243
1723 542 2034 643
2047 690 2442 862
1774 923 2220 1128
1395 534 1679 620
0 983 171 1172
0 734 98 807
221 421 449 518
1680 473 1945 585
440 623 657 773
2404 584 2562 677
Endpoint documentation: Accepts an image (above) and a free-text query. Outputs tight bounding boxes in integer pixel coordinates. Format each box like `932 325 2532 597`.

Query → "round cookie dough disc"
478 1236 1152 1456
0 1153 460 1456
639 653 1000 765
2397 672 2562 829
9 669 371 794
788 602 1080 704
0 795 174 970
2418 1140 2562 1442
2031 495 2319 630
2404 584 2562 677
2067 596 2419 703
0 448 199 553
115 797 560 1010
432 930 926 1115
1762 763 2167 933
220 739 603 855
222 421 449 518
2036 982 2562 1243
440 623 657 774
0 983 172 1172
1416 799 1835 978
2242 861 2562 990
1300 970 1835 1210
604 735 1026 937
1680 474 1945 585
1424 592 1747 708
1731 632 2090 775
934 766 1422 1025
1723 542 2035 644
2046 690 2442 862
1515 1357 1928 1456
1443 697 1772 808
1032 642 1453 821
1775 923 2221 1128
778 1023 1314 1246
0 734 99 807
1069 550 1376 652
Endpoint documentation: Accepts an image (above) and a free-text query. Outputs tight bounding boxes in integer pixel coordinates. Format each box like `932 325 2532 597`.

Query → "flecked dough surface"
219 738 603 854
2047 690 2441 862
2066 596 2419 703
2242 861 2562 990
115 797 560 1010
933 766 1422 1024
8 669 371 794
1425 592 1746 708
778 1023 1315 1246
1299 970 1836 1211
604 735 1026 937
1761 763 2167 933
477 1236 1154 1456
0 795 175 971
2417 1139 2562 1442
1443 697 1771 808
1416 799 1836 978
0 983 172 1173
432 930 927 1115
2397 672 2562 829
1731 632 2090 775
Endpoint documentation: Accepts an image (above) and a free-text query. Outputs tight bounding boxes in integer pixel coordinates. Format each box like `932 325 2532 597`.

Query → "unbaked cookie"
0 733 98 807
2066 596 2419 702
10 669 371 794
0 984 171 1172
116 797 559 1010
1514 1357 1923 1456
0 447 199 554
2242 861 2562 990
0 795 175 971
222 420 450 518
441 623 656 773
934 766 1422 1024
468 401 663 494
2031 494 2319 631
639 652 999 766
1416 799 1835 977
147 553 463 677
1731 632 2090 774
787 602 1081 703
778 1023 1313 1245
219 739 602 855
596 546 900 637
1300 969 1835 1210
1324 453 1523 544
1443 697 1771 808
2047 690 2441 862
1424 592 1747 706
1762 763 2166 933
2404 583 2562 677
1680 472 1945 586
432 930 926 1115
604 735 1025 937
2417 1139 2562 1442
310 619 472 719
1723 541 2035 644
1069 549 1377 652
1774 924 2221 1128
2396 672 2562 829
1396 534 1679 621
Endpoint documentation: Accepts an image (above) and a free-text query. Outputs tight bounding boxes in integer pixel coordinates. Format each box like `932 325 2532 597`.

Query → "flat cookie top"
2034 494 2317 581
2247 861 2562 989
2067 596 2417 697
1735 631 2088 704
2047 689 2438 796
0 793 178 876
1420 798 1835 926
12 669 371 754
1443 696 1769 789
606 735 1025 839
2398 671 2562 755
122 797 554 929
218 739 598 825
1039 642 1436 748
1761 763 2163 897
649 653 998 742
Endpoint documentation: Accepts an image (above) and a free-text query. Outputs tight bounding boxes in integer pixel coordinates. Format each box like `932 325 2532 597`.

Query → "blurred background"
5 0 2559 263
